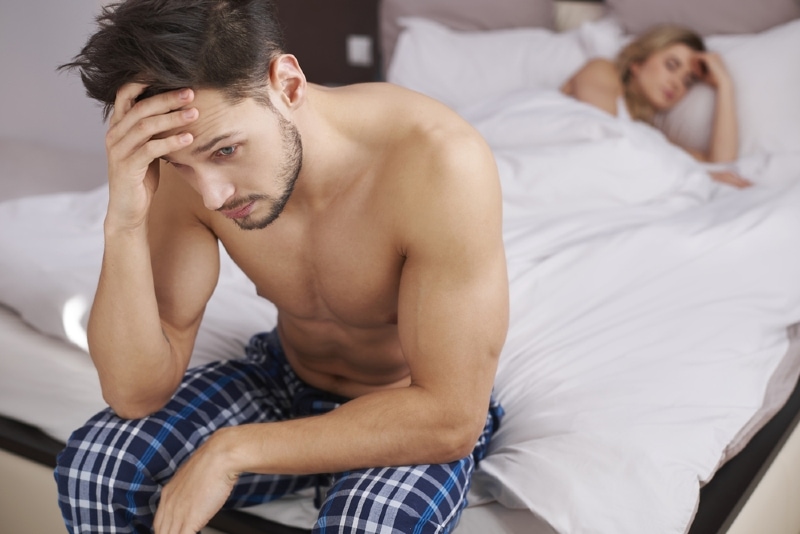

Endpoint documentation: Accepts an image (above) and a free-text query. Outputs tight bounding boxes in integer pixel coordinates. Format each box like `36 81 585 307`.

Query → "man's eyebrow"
191 132 240 156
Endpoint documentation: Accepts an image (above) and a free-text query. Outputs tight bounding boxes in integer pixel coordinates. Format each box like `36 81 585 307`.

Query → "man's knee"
56 411 150 496
55 411 168 531
314 462 472 534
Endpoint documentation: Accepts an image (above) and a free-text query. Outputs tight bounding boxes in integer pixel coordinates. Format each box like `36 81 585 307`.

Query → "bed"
2 1 800 533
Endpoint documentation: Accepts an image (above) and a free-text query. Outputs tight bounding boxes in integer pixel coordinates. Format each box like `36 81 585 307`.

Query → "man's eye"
161 158 183 168
215 146 237 158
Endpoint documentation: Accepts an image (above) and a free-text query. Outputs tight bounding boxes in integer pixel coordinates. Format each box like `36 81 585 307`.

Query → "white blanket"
463 91 800 533
1 91 799 534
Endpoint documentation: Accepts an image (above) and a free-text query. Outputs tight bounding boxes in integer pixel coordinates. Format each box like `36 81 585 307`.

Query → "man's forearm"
88 223 181 417
210 384 489 477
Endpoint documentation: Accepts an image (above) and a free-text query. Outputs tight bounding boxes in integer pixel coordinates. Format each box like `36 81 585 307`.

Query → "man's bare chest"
214 214 404 327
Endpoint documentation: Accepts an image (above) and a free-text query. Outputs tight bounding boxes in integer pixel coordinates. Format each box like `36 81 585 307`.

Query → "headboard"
379 0 800 75
379 0 560 77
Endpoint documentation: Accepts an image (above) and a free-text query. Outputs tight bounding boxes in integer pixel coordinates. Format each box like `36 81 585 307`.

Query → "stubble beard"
226 112 303 231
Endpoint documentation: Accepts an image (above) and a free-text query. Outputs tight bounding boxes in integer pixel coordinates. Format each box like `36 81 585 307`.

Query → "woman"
561 25 751 188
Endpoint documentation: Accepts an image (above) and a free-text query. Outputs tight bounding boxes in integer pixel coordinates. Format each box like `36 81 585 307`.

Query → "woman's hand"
695 52 732 90
709 170 752 188
104 84 198 231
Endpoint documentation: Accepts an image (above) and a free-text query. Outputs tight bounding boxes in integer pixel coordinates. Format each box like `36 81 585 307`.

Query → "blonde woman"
561 25 751 188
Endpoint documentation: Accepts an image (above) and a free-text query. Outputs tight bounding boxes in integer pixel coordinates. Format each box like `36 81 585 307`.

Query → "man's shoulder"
323 82 500 218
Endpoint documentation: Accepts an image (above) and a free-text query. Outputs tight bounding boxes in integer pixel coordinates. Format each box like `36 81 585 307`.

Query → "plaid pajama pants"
55 330 504 533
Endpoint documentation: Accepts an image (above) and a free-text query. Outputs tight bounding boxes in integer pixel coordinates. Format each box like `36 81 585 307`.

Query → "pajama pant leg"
54 334 317 534
314 398 504 534
55 328 505 534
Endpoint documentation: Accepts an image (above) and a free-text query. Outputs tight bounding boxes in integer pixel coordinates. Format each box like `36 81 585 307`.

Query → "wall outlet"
346 34 373 67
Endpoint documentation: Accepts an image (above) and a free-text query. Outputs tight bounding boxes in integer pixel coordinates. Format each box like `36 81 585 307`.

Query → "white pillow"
387 17 587 112
657 18 800 157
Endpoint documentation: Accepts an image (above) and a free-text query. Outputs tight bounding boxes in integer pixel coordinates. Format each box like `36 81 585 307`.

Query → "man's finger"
110 82 151 127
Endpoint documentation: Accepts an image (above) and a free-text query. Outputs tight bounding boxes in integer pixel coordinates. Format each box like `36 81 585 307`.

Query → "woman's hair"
59 0 286 120
616 25 706 123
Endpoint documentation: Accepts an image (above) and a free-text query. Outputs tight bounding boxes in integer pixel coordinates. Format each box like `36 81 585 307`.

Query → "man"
55 1 509 532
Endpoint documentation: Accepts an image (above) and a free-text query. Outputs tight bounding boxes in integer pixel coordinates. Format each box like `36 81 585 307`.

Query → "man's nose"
196 172 235 211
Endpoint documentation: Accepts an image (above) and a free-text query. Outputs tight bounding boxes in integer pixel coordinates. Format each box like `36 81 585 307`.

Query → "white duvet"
1 91 800 534
464 91 800 533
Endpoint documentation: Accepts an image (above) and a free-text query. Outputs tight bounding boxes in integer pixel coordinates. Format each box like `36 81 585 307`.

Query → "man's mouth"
219 201 255 219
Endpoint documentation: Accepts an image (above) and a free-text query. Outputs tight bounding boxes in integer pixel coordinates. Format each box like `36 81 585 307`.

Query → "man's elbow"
431 408 488 463
102 387 172 420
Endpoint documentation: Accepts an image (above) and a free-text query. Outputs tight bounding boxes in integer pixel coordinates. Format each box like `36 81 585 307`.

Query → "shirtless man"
54 1 509 533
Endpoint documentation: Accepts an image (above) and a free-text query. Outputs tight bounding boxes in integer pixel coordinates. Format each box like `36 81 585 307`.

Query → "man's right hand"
104 83 198 230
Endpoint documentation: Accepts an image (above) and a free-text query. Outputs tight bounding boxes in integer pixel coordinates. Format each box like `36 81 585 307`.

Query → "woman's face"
630 43 703 111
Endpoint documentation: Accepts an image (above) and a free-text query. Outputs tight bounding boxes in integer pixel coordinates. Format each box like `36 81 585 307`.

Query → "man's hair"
59 0 286 120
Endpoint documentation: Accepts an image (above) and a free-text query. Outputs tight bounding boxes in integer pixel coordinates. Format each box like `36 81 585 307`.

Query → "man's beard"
222 113 303 231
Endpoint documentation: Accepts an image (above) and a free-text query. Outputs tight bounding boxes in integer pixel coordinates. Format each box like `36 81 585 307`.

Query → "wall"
0 0 108 154
0 0 380 154
275 0 380 86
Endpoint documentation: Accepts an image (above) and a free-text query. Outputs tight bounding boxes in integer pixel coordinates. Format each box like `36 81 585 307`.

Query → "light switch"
346 34 373 67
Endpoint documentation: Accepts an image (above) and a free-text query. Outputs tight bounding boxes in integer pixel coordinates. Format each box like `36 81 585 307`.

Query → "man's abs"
276 315 411 399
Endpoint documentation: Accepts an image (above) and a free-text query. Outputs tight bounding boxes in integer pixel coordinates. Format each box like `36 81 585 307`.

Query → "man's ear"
269 54 306 109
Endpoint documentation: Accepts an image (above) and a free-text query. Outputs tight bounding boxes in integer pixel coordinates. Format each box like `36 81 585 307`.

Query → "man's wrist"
209 425 247 478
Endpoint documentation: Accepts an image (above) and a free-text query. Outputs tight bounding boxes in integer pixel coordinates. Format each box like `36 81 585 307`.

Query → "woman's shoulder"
562 58 621 93
574 59 620 86
560 58 624 116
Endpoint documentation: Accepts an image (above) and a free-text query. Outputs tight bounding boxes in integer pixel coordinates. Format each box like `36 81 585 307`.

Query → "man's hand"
153 434 239 534
104 83 198 230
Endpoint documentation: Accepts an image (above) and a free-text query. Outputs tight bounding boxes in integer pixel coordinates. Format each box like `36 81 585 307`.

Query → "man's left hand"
153 435 239 534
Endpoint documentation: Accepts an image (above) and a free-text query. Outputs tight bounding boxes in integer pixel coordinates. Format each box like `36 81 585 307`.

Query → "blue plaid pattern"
55 330 503 533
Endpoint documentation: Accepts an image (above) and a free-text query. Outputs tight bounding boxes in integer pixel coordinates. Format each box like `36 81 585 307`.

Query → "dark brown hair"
59 0 286 119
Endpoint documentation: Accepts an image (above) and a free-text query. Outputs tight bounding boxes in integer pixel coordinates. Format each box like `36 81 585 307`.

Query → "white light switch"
346 34 373 67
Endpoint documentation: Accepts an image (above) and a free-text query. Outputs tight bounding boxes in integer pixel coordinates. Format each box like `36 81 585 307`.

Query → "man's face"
160 88 302 230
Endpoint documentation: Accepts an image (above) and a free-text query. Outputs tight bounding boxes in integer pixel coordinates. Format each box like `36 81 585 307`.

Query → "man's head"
60 0 286 120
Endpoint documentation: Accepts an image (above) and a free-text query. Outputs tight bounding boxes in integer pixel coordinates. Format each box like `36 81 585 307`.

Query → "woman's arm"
696 52 739 163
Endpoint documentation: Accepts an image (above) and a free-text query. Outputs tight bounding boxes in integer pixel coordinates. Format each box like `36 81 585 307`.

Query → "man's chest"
215 214 404 327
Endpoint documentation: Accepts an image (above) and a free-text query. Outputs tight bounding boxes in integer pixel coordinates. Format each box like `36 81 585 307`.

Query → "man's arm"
154 124 509 534
88 84 219 418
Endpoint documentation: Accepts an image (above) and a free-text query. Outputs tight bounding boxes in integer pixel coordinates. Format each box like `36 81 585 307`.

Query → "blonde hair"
616 25 705 124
